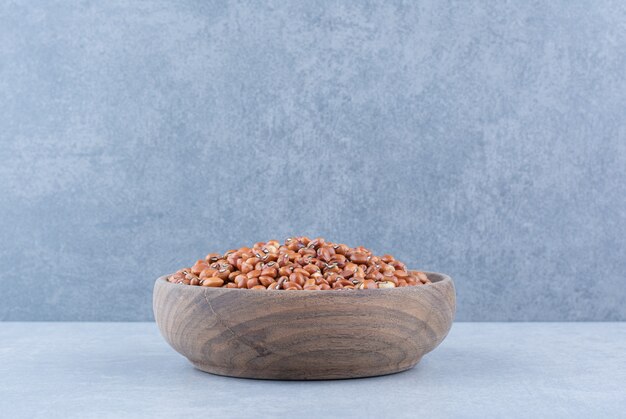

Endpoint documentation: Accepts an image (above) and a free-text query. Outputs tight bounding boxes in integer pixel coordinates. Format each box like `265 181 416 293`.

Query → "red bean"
167 237 431 291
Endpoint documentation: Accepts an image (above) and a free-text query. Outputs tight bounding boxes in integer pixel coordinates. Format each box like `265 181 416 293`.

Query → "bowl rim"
155 271 453 294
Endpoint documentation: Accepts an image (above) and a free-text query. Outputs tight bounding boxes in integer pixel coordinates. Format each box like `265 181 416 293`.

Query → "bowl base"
189 358 421 380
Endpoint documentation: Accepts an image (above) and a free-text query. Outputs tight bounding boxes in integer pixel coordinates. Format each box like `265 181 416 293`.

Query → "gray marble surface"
0 322 624 418
1 1 625 322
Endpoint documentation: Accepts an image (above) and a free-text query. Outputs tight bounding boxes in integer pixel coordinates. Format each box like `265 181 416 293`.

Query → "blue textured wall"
1 1 625 321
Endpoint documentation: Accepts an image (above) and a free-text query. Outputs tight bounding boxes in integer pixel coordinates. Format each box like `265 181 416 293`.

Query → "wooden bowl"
153 272 455 380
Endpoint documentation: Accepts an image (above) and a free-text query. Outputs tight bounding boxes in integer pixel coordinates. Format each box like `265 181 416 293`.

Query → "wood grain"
153 272 455 380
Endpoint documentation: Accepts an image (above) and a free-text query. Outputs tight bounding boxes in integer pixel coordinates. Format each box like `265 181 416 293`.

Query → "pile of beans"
167 237 431 290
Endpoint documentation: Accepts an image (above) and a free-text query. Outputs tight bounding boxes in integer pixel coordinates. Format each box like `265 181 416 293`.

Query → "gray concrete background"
0 1 624 321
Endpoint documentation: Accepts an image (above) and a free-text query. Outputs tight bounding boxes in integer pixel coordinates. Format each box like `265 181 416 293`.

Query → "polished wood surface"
153 272 455 380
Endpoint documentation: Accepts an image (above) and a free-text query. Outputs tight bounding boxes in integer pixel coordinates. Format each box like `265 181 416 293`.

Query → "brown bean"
169 273 183 283
191 260 209 276
382 265 396 275
351 252 369 264
325 273 340 284
386 276 399 286
363 279 377 289
289 272 306 286
345 262 358 273
283 281 302 290
235 275 248 288
240 261 254 274
381 254 394 263
199 268 217 279
334 244 349 255
202 277 224 287
338 279 353 287
246 278 260 288
259 275 274 287
303 264 320 274
277 253 290 267
247 269 262 279
318 247 332 262
205 253 221 263
215 269 231 280
393 261 406 271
